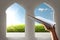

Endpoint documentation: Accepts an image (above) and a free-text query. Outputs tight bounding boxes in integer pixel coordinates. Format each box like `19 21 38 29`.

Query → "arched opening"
34 3 54 32
6 3 26 33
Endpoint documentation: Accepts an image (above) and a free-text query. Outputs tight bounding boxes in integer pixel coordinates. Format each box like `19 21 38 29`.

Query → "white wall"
0 0 60 40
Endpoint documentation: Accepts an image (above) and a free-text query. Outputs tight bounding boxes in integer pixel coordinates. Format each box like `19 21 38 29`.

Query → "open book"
28 15 56 27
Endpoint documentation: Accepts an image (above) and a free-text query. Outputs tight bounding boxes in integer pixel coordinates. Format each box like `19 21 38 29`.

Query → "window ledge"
6 32 51 40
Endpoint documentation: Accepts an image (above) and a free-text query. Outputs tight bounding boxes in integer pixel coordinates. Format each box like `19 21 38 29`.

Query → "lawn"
7 24 48 32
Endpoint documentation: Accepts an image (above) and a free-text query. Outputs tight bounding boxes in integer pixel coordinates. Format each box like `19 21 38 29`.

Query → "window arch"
6 3 26 32
34 2 54 32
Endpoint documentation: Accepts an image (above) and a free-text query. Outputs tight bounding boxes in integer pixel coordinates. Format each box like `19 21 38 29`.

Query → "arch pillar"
25 8 36 40
0 8 6 40
0 0 16 40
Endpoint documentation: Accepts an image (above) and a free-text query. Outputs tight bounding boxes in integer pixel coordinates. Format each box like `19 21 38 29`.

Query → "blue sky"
35 3 53 20
6 3 54 25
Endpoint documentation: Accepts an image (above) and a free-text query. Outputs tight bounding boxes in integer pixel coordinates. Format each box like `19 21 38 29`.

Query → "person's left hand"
43 23 55 32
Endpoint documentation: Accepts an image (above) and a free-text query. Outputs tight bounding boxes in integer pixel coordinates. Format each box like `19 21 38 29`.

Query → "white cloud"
38 8 48 12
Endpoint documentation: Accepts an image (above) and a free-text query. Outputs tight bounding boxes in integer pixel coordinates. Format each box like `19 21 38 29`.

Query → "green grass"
35 24 48 32
7 24 48 32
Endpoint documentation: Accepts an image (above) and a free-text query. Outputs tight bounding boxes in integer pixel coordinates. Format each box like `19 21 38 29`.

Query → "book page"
28 15 56 27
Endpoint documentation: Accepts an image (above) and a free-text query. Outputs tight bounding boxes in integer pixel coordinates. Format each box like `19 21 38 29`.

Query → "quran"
28 15 56 27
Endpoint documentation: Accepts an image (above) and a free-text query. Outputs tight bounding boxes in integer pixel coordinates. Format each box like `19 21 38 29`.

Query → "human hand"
43 23 55 32
42 23 58 40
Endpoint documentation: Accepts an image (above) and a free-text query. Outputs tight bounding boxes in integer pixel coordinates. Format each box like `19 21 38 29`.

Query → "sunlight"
6 9 21 26
6 3 25 26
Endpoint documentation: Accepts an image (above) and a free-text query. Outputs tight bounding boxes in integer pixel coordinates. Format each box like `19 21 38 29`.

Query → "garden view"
6 3 53 32
7 24 48 32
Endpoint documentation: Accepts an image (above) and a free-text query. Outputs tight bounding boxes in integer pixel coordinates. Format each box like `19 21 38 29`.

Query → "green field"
7 24 48 32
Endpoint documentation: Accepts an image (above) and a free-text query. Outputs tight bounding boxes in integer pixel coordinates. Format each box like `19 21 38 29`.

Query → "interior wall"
0 0 16 40
0 0 60 40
